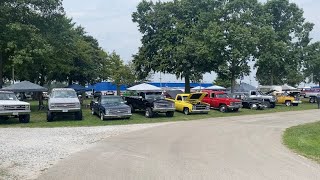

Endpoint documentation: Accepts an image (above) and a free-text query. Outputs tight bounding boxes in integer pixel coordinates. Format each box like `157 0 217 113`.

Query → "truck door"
175 95 183 111
211 93 218 108
202 93 210 104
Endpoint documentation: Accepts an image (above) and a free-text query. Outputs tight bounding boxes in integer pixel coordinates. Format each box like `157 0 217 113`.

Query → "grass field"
283 121 320 163
0 99 317 128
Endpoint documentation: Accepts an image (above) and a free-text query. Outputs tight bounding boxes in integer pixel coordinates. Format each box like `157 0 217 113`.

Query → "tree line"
0 0 138 95
132 0 320 92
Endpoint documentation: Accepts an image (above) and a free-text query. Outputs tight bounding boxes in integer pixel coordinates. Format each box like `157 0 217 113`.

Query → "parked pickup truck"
90 95 132 120
0 91 31 123
47 88 82 122
230 92 267 110
167 93 210 115
202 90 242 112
274 92 301 106
248 90 276 108
124 91 175 118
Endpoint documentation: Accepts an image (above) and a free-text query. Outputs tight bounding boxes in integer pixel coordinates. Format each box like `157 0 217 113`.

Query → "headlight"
25 105 30 110
127 109 131 113
50 103 56 108
105 110 110 114
0 105 4 110
75 103 81 108
206 106 210 110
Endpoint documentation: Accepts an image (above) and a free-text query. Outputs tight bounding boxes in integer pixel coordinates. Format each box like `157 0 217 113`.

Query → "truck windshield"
101 97 124 104
216 94 229 98
0 93 18 100
145 92 164 100
52 91 77 98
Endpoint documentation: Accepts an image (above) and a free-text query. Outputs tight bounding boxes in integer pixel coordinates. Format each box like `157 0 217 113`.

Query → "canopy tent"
232 83 256 92
281 84 297 91
2 81 47 92
191 86 205 91
1 81 48 110
127 83 162 91
205 85 226 90
66 84 87 92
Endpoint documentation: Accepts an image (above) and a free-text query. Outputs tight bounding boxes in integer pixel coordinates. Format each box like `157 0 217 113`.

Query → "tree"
105 52 136 95
304 42 320 86
132 0 222 93
213 74 232 89
205 0 260 92
254 0 313 86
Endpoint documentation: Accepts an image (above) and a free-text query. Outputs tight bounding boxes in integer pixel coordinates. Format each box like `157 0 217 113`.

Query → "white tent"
127 83 162 91
191 86 205 90
205 85 226 90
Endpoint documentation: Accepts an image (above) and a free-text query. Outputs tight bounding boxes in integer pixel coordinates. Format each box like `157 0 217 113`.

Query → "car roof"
0 91 14 94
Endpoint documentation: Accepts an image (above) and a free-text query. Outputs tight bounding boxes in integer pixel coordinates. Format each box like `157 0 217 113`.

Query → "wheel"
100 111 105 120
129 104 135 113
285 101 292 106
250 103 258 110
292 103 298 106
219 105 227 113
183 107 190 115
19 114 30 123
145 107 154 118
269 102 276 108
166 111 174 117
47 111 54 122
309 97 316 103
233 108 239 112
75 111 83 120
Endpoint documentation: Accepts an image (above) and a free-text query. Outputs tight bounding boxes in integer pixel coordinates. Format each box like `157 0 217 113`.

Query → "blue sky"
63 0 320 86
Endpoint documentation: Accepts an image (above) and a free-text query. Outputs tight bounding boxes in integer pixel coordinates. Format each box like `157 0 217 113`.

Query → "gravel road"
39 110 320 180
0 123 171 180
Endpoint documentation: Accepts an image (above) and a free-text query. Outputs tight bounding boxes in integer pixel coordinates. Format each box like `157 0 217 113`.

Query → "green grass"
0 99 317 128
283 121 320 163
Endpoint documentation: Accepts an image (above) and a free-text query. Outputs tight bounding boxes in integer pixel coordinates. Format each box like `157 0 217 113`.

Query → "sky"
63 0 320 87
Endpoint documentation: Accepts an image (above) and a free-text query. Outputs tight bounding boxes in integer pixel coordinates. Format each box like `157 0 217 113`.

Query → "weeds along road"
39 110 320 180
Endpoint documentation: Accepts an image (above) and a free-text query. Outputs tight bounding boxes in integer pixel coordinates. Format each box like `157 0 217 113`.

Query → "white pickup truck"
47 88 82 122
0 91 31 123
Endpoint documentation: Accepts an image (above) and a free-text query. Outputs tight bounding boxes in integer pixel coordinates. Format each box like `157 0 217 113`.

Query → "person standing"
317 94 320 109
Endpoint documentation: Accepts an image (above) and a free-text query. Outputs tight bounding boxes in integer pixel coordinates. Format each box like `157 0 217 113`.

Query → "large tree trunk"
230 72 235 93
184 74 190 93
0 52 3 88
116 84 121 96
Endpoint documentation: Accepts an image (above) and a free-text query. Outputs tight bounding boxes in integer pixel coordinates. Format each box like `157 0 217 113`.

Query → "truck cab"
248 90 276 108
201 90 242 112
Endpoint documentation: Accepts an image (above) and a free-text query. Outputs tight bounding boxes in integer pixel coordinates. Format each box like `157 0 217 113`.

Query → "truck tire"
100 111 105 121
47 112 54 122
19 114 30 123
233 108 239 112
129 104 135 113
285 100 292 106
75 111 83 120
183 108 190 115
292 103 298 106
145 107 154 118
166 111 174 117
250 103 258 110
270 102 276 108
219 105 227 113
309 97 316 103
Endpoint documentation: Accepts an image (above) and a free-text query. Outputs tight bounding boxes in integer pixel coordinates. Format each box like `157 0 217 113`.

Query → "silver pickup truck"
0 91 31 123
47 88 82 122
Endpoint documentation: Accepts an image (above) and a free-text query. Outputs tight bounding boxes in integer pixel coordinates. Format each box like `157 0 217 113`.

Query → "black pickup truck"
124 91 175 118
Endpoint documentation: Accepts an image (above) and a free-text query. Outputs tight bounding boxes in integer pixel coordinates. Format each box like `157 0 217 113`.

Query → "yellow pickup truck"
276 92 302 106
167 93 210 115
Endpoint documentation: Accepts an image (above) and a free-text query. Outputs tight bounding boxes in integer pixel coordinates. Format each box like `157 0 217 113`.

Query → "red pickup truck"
202 90 242 112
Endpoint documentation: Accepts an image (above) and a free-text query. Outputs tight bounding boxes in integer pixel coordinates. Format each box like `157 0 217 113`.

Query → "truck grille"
109 108 129 115
154 102 171 108
4 105 27 111
194 104 208 110
233 102 242 106
54 103 76 108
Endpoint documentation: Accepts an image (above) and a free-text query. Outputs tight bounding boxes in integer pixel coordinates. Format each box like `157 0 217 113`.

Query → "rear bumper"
0 110 31 116
103 114 132 119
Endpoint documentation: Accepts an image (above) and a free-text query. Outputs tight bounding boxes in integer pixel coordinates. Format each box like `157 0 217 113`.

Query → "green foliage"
304 42 320 86
255 0 313 86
